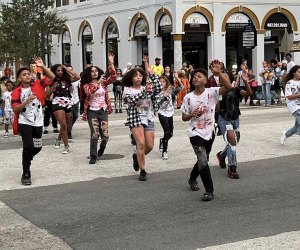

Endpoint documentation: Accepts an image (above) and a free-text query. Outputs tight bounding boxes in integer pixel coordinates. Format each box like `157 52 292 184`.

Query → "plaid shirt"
82 67 116 121
124 74 162 128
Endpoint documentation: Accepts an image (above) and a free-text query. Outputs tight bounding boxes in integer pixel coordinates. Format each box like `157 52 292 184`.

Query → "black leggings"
114 91 123 111
158 114 173 152
19 124 43 173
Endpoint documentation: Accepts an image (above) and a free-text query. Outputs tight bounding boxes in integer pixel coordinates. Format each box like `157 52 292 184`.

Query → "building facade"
50 0 300 79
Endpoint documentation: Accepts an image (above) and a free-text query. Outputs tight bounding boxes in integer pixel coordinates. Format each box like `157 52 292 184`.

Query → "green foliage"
0 0 67 66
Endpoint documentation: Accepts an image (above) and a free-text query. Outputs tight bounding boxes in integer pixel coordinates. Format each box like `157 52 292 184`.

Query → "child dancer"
81 52 116 164
123 57 162 181
2 81 14 137
157 73 183 159
181 60 232 201
11 57 55 185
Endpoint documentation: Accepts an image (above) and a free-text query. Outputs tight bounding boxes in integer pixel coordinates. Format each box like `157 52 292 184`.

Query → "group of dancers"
4 52 300 202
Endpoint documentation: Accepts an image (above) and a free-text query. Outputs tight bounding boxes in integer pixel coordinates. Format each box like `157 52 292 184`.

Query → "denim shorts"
143 120 155 132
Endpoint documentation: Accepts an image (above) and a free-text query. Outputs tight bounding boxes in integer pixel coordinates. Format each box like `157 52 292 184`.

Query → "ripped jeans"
87 109 109 157
286 110 300 138
218 116 240 168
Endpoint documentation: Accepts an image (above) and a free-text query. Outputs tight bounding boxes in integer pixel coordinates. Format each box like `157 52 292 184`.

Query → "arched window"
106 22 119 67
82 26 93 67
62 30 71 65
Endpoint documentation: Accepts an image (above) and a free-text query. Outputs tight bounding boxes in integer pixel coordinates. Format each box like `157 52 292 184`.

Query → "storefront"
225 13 255 70
62 30 71 65
134 18 149 62
264 13 292 61
106 22 119 67
82 25 93 68
158 14 173 68
182 13 209 69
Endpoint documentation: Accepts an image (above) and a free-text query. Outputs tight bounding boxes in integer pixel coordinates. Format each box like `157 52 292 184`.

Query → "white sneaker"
62 145 69 154
162 152 168 160
54 139 61 148
3 132 8 138
280 131 287 145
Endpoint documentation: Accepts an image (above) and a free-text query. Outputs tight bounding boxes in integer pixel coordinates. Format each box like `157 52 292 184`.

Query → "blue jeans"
262 82 272 105
218 116 240 167
286 110 300 138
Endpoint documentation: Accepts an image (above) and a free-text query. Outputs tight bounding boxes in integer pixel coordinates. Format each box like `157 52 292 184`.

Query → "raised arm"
240 70 253 97
34 57 55 81
209 60 232 95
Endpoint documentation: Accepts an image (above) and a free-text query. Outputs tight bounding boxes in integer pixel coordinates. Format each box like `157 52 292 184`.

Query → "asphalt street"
0 104 300 249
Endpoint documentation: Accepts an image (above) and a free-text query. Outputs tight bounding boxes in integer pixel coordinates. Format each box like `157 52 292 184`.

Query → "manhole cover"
86 154 125 160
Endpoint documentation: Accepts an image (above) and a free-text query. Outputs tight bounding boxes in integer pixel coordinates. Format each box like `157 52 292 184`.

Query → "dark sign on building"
264 13 292 31
242 22 257 49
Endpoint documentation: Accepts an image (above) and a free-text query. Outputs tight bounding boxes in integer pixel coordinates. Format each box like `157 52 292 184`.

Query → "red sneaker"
216 151 226 169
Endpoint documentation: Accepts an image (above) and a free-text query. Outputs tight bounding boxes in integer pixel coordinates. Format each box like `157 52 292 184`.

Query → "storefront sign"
185 13 209 32
226 13 251 32
264 13 292 31
264 36 279 45
291 40 300 51
242 22 257 49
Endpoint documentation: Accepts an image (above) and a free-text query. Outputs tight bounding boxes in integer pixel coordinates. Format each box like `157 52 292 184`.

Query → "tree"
0 0 67 67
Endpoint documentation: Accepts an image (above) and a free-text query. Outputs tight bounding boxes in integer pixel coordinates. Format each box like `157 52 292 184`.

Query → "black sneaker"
132 153 139 171
201 192 214 202
43 130 48 135
139 170 147 181
227 166 240 179
119 109 123 113
53 128 59 133
97 147 105 158
21 172 31 185
188 179 199 191
216 151 226 169
89 155 97 164
159 138 163 152
68 132 73 139
115 109 119 113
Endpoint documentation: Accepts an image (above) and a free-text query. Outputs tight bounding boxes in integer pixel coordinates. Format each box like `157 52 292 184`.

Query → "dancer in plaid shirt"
123 57 162 181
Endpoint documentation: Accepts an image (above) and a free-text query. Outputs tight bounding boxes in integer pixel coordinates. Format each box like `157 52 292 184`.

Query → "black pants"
87 109 109 157
113 91 123 111
158 114 173 152
19 124 43 173
189 135 215 193
68 102 79 133
44 100 58 128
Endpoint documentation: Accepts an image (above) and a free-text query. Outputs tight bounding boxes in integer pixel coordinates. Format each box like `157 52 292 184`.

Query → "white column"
207 34 213 71
148 36 163 66
211 2 226 64
252 33 265 84
174 39 182 71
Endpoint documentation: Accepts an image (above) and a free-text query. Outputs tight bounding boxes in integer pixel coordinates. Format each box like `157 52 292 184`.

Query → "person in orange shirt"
175 69 190 109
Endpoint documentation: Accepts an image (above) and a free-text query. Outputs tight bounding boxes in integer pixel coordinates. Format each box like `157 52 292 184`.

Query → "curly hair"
51 64 71 84
122 68 148 87
286 65 300 83
80 66 104 85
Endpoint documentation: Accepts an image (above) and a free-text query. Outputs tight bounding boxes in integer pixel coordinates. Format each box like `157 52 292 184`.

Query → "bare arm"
240 71 253 97
12 95 36 113
34 57 55 81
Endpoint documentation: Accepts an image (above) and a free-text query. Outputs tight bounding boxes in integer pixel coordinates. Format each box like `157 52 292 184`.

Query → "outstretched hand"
210 60 223 75
33 57 44 67
108 52 115 65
